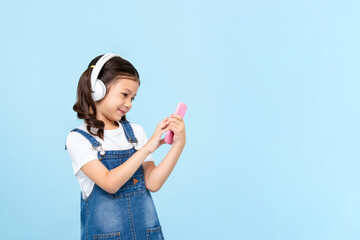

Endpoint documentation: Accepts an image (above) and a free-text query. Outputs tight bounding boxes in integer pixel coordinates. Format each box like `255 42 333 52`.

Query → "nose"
124 100 132 109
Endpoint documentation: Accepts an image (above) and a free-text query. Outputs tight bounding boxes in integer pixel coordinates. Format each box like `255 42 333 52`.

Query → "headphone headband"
90 53 121 96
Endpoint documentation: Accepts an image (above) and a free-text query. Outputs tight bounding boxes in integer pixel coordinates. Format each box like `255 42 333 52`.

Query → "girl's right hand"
144 117 170 154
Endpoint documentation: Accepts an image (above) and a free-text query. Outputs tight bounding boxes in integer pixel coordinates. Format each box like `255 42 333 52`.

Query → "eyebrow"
123 88 137 97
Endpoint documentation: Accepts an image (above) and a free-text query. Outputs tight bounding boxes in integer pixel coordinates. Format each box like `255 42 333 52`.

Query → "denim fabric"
67 120 165 240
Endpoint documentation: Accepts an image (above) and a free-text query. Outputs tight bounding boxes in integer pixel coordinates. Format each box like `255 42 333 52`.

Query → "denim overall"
65 120 165 240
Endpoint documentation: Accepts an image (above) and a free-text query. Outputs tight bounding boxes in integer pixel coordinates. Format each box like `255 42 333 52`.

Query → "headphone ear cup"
92 79 106 101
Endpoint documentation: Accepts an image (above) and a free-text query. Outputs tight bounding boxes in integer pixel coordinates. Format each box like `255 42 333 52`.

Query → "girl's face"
95 76 139 128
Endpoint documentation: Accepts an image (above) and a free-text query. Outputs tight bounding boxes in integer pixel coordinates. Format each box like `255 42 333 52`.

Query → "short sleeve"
65 132 98 176
135 124 155 162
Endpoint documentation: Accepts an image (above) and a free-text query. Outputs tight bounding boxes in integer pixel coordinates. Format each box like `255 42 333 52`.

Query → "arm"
145 142 185 192
144 113 186 192
80 146 151 194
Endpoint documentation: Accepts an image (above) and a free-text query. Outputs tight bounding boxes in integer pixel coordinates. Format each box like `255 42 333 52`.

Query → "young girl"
65 53 186 240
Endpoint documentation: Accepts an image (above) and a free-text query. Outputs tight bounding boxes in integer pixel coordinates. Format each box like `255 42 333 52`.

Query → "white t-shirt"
65 121 154 200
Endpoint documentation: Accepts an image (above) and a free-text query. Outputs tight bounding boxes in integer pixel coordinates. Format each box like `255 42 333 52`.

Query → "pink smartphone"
164 101 188 145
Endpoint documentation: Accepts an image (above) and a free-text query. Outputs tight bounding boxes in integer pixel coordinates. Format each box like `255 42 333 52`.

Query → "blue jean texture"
66 120 165 240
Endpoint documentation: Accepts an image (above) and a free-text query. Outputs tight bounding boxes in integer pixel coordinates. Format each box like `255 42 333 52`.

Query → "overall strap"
64 128 105 155
120 120 138 144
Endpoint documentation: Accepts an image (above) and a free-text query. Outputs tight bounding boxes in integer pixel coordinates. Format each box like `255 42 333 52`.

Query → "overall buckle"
92 143 105 156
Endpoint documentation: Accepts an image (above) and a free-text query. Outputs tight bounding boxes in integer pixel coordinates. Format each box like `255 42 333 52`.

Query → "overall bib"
66 120 165 240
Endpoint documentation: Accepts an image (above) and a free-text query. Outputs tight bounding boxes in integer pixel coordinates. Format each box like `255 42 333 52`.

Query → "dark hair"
73 54 140 140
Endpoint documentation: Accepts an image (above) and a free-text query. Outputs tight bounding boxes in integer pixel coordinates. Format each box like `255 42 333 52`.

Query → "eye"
122 93 135 102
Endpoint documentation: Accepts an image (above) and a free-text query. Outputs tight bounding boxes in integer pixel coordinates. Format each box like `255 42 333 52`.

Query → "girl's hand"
167 113 186 147
144 117 171 153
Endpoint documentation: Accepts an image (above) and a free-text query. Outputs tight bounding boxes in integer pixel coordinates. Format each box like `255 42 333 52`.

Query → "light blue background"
0 0 359 239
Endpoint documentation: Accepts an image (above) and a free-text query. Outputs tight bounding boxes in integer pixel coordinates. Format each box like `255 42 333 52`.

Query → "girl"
65 53 186 240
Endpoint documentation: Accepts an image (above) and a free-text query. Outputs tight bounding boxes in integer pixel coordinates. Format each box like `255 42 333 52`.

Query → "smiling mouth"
118 109 125 114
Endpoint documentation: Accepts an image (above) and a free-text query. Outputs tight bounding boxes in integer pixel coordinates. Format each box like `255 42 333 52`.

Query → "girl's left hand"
167 113 186 147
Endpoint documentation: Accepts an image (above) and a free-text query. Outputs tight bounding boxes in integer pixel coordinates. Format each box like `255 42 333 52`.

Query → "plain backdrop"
0 0 359 239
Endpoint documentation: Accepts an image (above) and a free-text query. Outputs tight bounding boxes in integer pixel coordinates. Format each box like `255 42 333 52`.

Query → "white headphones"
90 53 121 101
